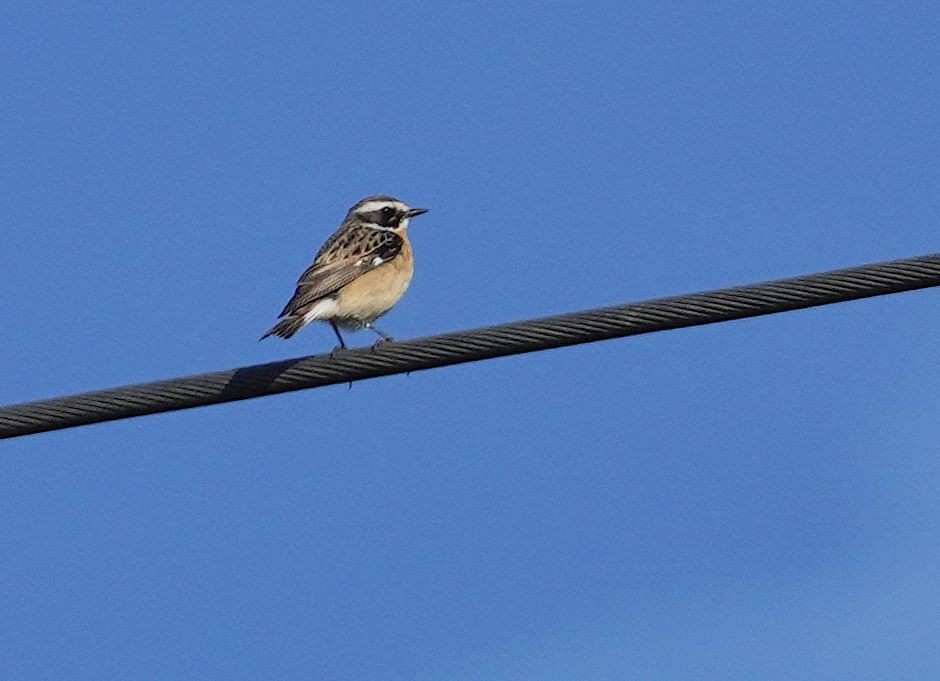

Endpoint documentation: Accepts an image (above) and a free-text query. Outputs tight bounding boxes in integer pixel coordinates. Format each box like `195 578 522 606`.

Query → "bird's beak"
405 207 429 218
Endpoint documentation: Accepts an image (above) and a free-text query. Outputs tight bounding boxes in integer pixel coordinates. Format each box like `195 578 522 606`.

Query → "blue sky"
3 2 940 679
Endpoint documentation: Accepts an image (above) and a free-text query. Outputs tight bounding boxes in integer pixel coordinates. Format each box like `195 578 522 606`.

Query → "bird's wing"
277 226 403 317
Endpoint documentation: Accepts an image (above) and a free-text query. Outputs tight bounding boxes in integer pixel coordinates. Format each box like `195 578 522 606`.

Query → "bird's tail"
260 316 306 340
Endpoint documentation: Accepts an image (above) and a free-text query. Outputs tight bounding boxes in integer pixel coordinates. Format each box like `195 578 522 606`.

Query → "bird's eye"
381 206 393 216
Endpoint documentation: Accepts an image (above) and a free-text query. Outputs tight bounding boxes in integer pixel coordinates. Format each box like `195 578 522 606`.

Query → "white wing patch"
353 255 385 267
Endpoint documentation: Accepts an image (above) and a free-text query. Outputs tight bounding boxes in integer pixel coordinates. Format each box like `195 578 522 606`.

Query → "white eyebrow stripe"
355 200 408 214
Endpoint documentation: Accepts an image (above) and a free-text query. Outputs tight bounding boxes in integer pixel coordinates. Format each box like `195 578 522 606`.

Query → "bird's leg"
365 323 395 347
328 322 353 387
330 322 348 350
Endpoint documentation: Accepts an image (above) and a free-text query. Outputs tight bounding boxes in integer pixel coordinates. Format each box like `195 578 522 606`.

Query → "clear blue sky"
3 2 940 679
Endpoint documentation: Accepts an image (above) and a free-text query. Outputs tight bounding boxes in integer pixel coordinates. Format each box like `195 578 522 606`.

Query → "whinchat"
261 195 428 348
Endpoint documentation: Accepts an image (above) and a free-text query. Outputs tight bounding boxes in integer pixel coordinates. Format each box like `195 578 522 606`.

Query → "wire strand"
3 252 940 440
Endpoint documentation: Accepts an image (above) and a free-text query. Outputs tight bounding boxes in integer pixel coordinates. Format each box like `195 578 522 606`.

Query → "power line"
2 252 940 440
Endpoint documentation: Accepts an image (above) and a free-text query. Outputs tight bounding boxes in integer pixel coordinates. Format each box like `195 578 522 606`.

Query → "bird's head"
347 195 428 233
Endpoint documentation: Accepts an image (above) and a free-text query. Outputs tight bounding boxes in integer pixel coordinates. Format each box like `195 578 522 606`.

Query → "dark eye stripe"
362 208 399 226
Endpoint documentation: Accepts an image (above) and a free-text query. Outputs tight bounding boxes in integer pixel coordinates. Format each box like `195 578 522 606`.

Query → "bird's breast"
334 239 414 324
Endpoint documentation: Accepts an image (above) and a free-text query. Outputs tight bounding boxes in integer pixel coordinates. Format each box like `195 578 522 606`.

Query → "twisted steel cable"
3 252 940 440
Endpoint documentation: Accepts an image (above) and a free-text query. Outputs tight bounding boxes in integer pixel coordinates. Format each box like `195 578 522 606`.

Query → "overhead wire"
2 252 940 440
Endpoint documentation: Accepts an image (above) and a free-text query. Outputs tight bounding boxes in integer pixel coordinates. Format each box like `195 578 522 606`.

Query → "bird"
261 195 428 348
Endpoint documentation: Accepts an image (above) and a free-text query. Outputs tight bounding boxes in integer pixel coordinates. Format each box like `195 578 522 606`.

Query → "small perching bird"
261 195 428 348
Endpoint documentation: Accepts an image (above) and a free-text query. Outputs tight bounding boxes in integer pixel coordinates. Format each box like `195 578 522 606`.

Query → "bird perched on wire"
261 195 428 348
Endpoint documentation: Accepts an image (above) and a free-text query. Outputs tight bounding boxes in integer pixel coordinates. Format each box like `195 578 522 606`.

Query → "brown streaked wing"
277 227 403 318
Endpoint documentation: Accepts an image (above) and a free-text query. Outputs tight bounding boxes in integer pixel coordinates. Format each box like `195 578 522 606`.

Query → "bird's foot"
365 323 395 345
